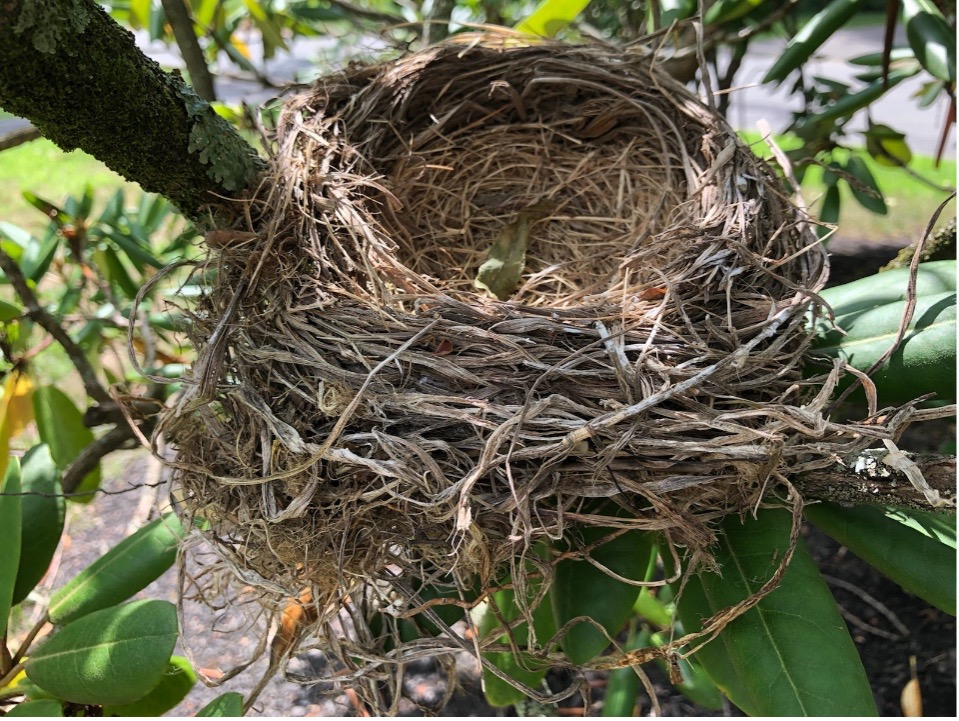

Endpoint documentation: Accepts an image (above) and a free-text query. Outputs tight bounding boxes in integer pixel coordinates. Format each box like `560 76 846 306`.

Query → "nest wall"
161 37 867 646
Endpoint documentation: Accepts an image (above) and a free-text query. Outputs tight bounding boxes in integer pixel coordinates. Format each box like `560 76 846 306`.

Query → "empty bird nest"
152 33 921 708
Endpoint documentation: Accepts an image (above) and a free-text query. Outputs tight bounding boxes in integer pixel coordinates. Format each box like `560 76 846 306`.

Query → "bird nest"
155 35 889 706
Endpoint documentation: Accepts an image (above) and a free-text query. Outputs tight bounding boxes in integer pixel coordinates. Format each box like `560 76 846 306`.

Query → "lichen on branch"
0 0 262 222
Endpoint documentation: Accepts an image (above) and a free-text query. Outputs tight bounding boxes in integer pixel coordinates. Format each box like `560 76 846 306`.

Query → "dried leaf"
901 677 922 716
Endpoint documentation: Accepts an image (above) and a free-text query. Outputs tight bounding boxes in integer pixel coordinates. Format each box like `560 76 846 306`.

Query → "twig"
11 613 49 667
836 605 904 641
822 574 911 638
0 635 11 675
0 123 40 152
125 455 164 535
61 424 137 494
0 662 25 692
0 248 111 405
794 450 955 511
881 0 898 91
161 0 217 101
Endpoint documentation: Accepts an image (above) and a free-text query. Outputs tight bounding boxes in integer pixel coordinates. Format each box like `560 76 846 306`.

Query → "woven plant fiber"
155 34 900 706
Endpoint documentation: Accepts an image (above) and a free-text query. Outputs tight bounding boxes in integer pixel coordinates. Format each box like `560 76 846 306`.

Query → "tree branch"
0 121 40 151
0 246 111 405
160 0 217 101
61 424 137 494
793 452 955 512
0 0 262 222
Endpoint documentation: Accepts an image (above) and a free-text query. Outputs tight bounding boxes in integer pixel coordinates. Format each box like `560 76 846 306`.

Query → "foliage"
0 188 210 715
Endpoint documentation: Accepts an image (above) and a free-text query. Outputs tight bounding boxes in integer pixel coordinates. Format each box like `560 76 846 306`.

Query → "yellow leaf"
6 371 34 438
0 666 28 695
0 372 20 483
231 37 252 60
901 677 923 716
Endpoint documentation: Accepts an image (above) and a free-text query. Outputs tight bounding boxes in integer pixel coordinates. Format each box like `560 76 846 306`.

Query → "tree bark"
0 0 262 222
794 452 955 512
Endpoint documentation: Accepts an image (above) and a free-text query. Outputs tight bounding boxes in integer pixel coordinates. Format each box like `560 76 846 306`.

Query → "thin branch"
11 613 49 667
327 0 405 26
0 247 111 405
0 661 25 693
0 122 41 152
61 424 137 494
160 0 217 101
793 451 955 511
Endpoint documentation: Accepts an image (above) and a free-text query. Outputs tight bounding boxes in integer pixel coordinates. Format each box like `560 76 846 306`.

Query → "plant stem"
0 661 25 692
11 612 49 667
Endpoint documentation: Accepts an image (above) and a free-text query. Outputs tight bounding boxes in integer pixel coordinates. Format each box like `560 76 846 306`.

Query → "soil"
14 235 956 717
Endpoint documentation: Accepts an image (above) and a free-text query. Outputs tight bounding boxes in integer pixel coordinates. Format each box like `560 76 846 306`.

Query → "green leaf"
21 191 69 227
1 458 23 635
0 299 21 322
865 123 914 167
818 260 955 317
901 0 956 83
288 0 347 22
803 66 919 125
97 246 141 299
48 514 185 625
196 691 245 717
553 525 657 664
515 0 591 38
100 227 163 270
844 156 887 215
25 599 178 706
31 386 100 504
601 626 648 716
848 47 915 65
763 0 866 83
476 556 557 707
805 503 955 615
5 700 64 717
811 291 956 405
102 656 197 716
659 0 696 25
674 509 877 716
818 184 841 238
20 231 59 285
11 445 66 605
474 208 547 301
705 0 766 26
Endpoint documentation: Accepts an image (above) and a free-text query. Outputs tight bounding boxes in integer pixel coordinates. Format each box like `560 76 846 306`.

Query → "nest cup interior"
383 111 693 305
167 38 829 615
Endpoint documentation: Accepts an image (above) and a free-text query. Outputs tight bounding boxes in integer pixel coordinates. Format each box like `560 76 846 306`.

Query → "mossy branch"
0 0 263 223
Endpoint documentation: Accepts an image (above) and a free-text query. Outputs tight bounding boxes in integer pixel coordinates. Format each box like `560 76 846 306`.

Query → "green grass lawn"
0 138 140 232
